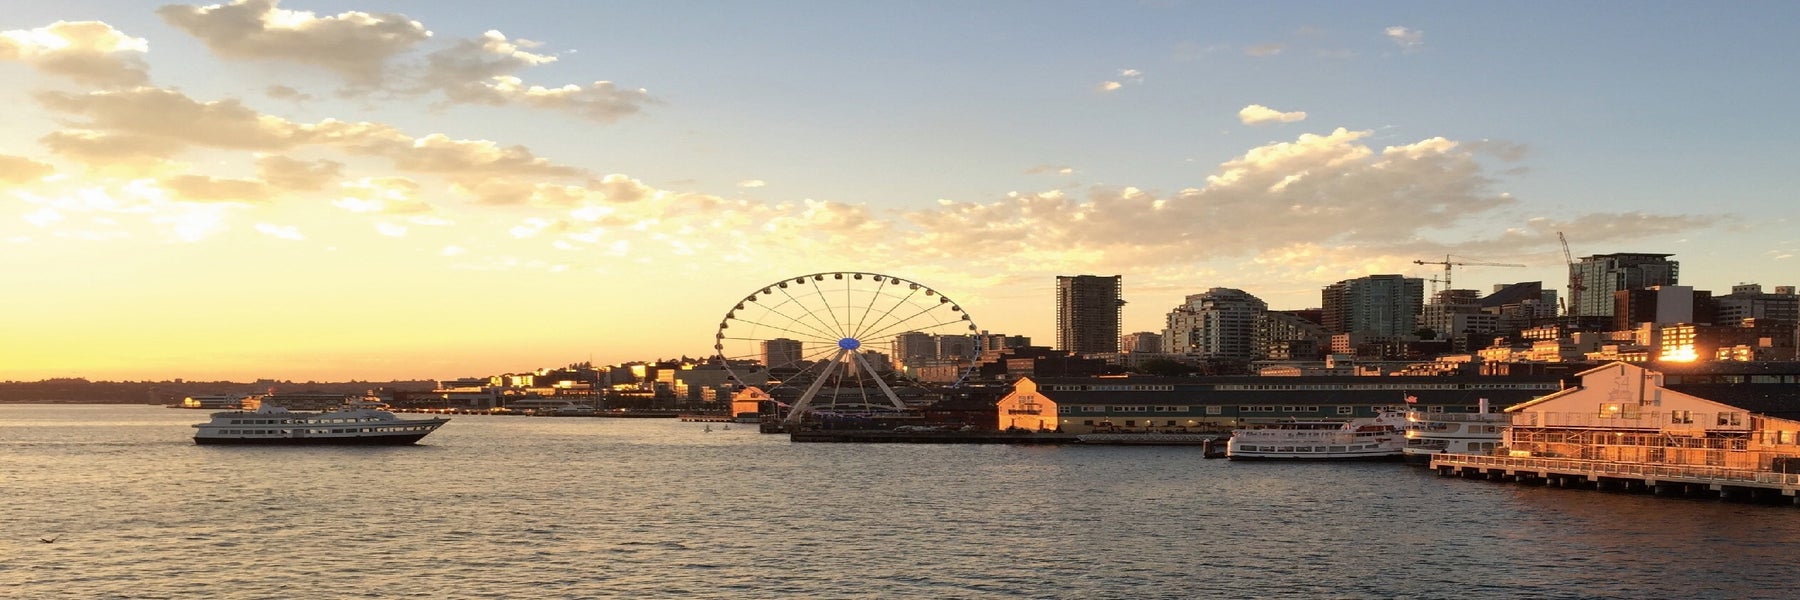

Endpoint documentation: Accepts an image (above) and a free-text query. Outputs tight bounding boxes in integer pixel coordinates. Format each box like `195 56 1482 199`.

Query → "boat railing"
1407 412 1509 423
1431 453 1778 484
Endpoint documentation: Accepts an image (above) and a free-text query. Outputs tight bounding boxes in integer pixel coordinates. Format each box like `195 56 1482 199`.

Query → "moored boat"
1226 410 1408 460
1401 400 1508 464
192 399 449 445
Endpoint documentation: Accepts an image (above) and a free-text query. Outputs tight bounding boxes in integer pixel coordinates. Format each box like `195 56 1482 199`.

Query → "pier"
1431 453 1800 505
790 430 1081 444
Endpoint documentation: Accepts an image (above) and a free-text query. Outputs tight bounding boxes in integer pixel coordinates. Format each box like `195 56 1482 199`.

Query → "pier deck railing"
1432 453 1800 488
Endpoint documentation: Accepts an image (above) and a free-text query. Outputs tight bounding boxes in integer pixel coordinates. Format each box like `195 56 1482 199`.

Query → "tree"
1137 359 1198 377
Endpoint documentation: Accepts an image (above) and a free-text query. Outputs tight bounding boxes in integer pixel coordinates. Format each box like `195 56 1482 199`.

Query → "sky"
3 1 1797 382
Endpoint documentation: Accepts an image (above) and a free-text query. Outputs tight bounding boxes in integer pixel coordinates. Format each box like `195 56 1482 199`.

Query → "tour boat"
1226 411 1408 460
1401 400 1509 464
192 399 449 445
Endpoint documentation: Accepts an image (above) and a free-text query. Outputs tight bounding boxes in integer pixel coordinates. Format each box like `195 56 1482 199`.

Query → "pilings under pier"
1431 454 1800 506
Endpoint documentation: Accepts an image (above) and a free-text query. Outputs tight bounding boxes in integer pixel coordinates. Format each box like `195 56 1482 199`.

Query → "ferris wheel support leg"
851 350 909 412
784 348 849 426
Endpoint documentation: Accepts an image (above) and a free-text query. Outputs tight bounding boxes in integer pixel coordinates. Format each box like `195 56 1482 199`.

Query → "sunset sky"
4 1 1796 382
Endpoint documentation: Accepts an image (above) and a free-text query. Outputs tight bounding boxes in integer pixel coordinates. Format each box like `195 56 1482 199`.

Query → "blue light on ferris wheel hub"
838 337 861 351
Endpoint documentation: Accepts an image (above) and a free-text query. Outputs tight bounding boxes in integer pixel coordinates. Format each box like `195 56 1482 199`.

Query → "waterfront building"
1570 253 1679 317
1322 275 1425 337
993 374 1561 434
1162 288 1265 361
1502 362 1800 472
1056 274 1124 354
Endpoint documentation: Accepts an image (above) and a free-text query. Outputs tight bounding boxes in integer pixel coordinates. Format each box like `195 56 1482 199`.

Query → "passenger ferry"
1226 411 1409 460
1401 400 1508 464
192 399 449 445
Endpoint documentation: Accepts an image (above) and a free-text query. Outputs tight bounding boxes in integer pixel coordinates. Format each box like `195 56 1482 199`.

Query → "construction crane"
1558 232 1581 316
1413 255 1526 295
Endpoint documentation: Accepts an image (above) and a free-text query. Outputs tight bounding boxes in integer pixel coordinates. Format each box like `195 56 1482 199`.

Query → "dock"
790 430 1081 444
1431 453 1800 505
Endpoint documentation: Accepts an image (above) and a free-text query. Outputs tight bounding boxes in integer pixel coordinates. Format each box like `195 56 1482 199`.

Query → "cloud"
1098 68 1143 93
265 84 313 102
333 176 431 214
1245 44 1284 57
1385 26 1423 51
254 154 341 191
36 87 307 151
0 154 55 183
0 20 150 86
157 0 430 85
162 174 273 203
1238 104 1308 125
461 77 655 123
418 30 555 98
40 129 179 172
896 128 1540 276
1024 165 1075 176
253 222 304 240
736 179 766 189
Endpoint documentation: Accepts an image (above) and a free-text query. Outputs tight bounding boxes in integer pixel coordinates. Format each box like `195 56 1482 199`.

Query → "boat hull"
194 432 434 445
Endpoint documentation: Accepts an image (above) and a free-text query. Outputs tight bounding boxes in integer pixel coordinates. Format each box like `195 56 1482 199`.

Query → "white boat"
1226 411 1408 460
192 399 449 445
1401 400 1508 464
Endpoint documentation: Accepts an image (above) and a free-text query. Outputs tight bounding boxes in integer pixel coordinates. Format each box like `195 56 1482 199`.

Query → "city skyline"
4 2 1798 381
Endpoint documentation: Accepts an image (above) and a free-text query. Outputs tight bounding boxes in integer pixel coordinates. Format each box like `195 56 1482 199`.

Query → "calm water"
3 405 1798 599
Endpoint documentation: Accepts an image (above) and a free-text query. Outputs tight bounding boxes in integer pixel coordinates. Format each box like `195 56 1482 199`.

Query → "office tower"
1056 275 1124 354
761 338 804 368
1570 253 1678 317
1321 274 1425 336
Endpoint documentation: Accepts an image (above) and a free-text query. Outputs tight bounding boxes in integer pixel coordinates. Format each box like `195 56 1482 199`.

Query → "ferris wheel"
712 272 980 424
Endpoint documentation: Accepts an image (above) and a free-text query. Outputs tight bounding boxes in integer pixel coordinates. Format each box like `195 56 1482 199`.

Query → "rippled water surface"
5 405 1800 599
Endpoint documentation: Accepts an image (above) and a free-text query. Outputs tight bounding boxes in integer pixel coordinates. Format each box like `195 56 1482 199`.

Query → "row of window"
213 426 430 435
226 418 376 425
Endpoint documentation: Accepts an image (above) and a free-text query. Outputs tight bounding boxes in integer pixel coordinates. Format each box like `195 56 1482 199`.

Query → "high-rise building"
1321 275 1425 337
1162 288 1266 360
1119 331 1163 353
1056 275 1124 354
892 332 938 369
1570 253 1678 317
761 338 804 369
1716 283 1799 326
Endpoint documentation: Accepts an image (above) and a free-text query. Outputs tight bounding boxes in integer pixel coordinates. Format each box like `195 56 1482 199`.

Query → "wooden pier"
1431 453 1800 505
790 430 1081 444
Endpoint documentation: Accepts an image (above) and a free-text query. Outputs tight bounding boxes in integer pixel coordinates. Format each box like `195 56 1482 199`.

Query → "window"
1057 406 1071 414
1337 407 1354 415
1671 410 1693 425
1206 406 1222 415
1599 403 1624 419
1082 420 1094 426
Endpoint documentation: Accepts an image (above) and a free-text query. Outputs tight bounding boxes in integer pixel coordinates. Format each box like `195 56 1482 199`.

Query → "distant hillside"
0 379 438 404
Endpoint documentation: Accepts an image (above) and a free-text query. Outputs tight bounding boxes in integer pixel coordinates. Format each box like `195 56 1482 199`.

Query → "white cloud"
374 221 407 237
157 0 431 85
1238 104 1308 125
253 222 304 240
736 179 767 189
1244 44 1283 57
1385 26 1423 51
0 20 150 86
1098 68 1143 93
